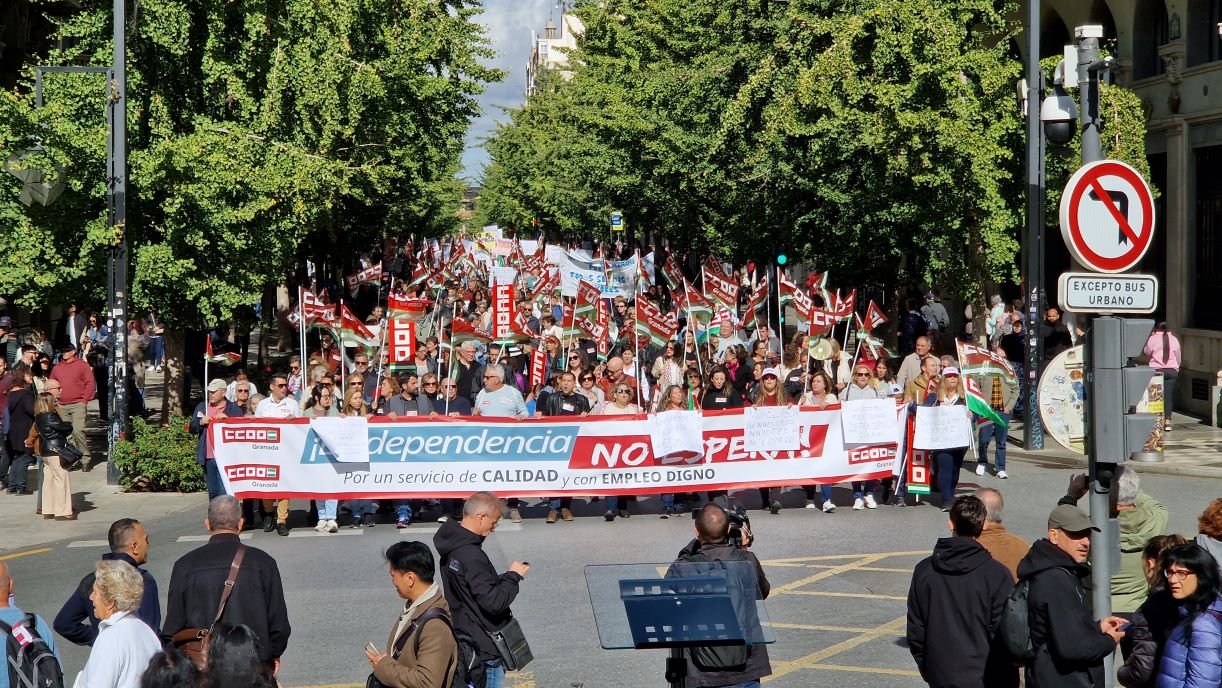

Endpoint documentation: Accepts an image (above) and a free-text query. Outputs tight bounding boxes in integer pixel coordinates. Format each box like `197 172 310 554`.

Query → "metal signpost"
1057 26 1160 688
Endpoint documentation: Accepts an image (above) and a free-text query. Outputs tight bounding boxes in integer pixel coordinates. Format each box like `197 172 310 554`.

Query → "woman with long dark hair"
139 647 201 688
1118 534 1189 688
1151 544 1221 688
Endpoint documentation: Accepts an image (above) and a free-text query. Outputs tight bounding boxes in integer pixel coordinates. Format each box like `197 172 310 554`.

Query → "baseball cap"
761 367 779 379
207 379 228 393
0 316 11 329
1047 504 1099 533
942 366 960 377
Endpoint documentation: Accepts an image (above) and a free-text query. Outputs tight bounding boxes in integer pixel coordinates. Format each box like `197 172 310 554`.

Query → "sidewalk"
1006 412 1222 479
0 367 207 553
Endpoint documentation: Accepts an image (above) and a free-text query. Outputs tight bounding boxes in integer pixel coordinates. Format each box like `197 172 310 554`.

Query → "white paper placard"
912 405 972 450
310 416 370 463
744 406 800 452
648 410 704 458
840 398 900 445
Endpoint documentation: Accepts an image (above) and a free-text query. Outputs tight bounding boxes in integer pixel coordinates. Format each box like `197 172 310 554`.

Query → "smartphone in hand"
365 642 379 654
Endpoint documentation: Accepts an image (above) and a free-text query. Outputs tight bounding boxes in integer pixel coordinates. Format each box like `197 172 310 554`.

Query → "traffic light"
1087 317 1156 462
776 253 788 266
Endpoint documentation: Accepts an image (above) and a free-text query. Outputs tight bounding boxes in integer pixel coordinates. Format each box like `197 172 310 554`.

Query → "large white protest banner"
557 252 640 297
840 399 900 445
648 410 704 459
212 408 898 499
743 406 800 452
912 405 972 450
309 416 370 463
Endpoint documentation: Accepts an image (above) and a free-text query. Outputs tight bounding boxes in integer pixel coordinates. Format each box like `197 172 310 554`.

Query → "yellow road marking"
761 550 926 565
772 553 890 593
0 548 52 561
769 621 905 635
505 672 535 687
806 663 922 677
765 614 908 682
780 590 907 601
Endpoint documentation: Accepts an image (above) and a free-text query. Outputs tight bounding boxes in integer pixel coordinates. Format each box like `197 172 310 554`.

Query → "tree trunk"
160 330 186 423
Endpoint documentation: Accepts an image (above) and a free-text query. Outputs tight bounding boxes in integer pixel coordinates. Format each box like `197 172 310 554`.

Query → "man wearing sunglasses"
254 374 301 536
540 372 589 523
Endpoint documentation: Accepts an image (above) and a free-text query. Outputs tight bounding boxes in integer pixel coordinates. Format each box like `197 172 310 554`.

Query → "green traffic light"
776 254 788 265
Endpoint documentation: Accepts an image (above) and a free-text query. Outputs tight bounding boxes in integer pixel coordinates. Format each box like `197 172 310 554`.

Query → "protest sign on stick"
744 407 800 452
912 405 972 450
840 399 899 445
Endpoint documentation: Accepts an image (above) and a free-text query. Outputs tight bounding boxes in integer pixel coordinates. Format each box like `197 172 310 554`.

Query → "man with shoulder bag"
434 492 531 688
668 504 772 688
162 496 290 671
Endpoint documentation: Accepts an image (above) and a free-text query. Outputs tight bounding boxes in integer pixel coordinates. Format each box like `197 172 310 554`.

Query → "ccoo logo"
221 427 281 443
225 464 280 482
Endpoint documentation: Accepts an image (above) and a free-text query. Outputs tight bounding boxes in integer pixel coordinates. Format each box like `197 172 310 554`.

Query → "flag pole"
338 294 347 394
633 249 643 410
680 280 704 379
444 298 457 416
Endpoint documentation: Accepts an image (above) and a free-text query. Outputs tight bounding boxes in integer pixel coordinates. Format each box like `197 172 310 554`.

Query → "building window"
1194 146 1222 329
1133 0 1169 79
1187 0 1222 66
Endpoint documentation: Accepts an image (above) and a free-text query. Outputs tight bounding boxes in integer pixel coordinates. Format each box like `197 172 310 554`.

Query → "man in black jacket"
540 372 589 523
906 496 1015 688
668 504 771 688
1017 504 1127 688
54 518 160 645
434 491 530 688
161 496 291 667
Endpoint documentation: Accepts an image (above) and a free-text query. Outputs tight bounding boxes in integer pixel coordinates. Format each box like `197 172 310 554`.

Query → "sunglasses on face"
349 381 362 387
580 376 593 382
290 365 300 370
424 381 438 386
355 361 369 366
273 383 287 388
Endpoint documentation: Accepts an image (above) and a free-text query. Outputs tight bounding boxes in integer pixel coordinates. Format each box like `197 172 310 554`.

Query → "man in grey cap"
1015 503 1128 688
189 378 246 499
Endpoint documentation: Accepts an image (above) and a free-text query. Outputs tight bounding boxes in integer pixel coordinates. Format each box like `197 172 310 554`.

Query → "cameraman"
671 504 772 687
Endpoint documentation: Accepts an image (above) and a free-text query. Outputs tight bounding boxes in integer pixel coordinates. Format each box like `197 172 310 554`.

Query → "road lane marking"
772 553 890 594
760 550 926 565
765 614 908 682
177 534 253 542
0 548 52 561
779 590 907 601
67 540 110 548
768 621 905 635
805 663 922 677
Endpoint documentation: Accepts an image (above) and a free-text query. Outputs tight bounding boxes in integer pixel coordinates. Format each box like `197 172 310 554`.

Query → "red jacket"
50 357 96 405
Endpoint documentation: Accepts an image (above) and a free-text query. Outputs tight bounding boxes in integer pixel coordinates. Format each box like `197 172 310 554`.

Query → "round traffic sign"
1058 160 1155 273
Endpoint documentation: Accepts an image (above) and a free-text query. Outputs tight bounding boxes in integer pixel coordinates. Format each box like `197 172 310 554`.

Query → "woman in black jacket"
1118 534 1190 688
5 364 36 495
701 367 744 410
34 391 75 518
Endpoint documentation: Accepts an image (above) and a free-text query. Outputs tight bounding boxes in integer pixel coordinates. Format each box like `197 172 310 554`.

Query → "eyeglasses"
290 365 300 371
423 381 438 387
1164 568 1196 581
237 389 250 394
569 355 580 361
442 384 457 389
273 383 287 388
483 375 497 379
355 361 369 366
855 372 870 377
348 381 362 387
615 388 631 394
580 376 594 382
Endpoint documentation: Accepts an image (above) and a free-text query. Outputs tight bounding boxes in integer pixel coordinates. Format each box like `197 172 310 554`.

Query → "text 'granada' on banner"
211 407 899 499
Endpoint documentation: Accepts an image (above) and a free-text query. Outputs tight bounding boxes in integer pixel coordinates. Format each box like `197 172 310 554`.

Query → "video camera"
726 504 754 549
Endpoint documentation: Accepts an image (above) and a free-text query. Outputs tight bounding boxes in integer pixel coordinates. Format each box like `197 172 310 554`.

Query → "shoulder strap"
1206 609 1222 623
211 545 246 628
411 607 453 657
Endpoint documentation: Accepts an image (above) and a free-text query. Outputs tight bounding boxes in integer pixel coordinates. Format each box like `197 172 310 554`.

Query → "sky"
459 0 557 183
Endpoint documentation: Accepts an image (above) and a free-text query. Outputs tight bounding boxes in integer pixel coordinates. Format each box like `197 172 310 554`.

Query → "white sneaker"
864 495 877 509
822 502 836 513
975 464 987 476
804 501 817 510
996 470 1008 479
314 521 327 533
853 497 864 510
327 520 339 533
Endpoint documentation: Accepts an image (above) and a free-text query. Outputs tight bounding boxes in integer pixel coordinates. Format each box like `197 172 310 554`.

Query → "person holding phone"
365 541 457 688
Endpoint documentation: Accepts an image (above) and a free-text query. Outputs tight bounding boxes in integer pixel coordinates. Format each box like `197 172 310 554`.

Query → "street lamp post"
107 0 131 486
1022 0 1045 450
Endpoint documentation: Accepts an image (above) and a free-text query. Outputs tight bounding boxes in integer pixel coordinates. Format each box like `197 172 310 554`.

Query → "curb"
1007 449 1222 480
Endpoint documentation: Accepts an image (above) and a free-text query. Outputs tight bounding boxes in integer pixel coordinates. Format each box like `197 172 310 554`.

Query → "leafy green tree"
0 0 499 415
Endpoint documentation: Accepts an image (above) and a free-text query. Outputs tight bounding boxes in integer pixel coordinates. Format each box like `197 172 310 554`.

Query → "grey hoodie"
1195 533 1222 577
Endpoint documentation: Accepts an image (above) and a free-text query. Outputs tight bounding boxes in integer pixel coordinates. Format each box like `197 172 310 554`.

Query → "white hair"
990 295 1002 306
484 364 505 381
1116 466 1139 506
94 560 144 612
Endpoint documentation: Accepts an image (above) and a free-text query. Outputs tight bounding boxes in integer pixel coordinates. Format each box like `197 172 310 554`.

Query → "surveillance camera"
1040 85 1078 145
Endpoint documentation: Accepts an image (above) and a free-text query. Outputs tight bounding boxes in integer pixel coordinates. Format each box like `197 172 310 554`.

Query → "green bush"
112 415 205 493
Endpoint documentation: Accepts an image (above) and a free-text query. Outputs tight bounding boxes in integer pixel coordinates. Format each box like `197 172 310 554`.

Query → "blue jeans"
149 335 164 366
480 660 504 688
660 493 675 510
395 501 413 523
1010 362 1026 414
935 449 966 503
318 500 338 520
977 413 1008 470
204 459 226 500
851 480 877 498
346 500 375 521
7 452 34 491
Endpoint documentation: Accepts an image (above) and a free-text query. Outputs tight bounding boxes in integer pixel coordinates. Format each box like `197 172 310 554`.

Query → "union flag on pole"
635 299 678 348
740 274 769 330
809 309 836 338
830 289 856 321
660 255 685 293
864 300 889 331
345 263 383 293
387 294 432 322
702 258 739 313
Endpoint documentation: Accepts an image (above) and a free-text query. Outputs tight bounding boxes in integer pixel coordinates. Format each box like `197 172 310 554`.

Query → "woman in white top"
76 560 162 688
800 371 839 408
601 383 641 415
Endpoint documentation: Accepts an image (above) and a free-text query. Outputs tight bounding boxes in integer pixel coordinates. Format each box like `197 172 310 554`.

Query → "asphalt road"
3 458 1216 688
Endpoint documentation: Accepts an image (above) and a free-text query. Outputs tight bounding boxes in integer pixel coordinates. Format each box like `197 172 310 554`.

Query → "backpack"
0 614 64 688
411 607 481 688
682 548 752 671
1000 567 1075 666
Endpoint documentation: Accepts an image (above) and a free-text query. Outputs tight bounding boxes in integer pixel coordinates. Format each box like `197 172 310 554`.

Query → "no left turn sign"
1058 160 1155 273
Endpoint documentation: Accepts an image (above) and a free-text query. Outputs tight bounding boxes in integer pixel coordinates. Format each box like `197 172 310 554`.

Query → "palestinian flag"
739 274 769 330
956 340 1017 382
965 375 1007 428
205 338 241 366
388 294 433 322
635 299 678 348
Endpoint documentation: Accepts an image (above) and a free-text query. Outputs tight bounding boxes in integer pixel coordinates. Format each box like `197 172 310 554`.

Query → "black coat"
53 552 161 646
6 388 34 455
906 537 1016 688
701 384 743 410
1117 587 1179 688
433 519 523 662
161 534 291 663
35 411 74 456
1040 320 1073 359
542 390 589 417
1017 538 1117 688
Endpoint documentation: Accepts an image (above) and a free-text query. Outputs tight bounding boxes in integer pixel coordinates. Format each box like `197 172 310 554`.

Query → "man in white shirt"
472 365 526 419
255 374 301 536
897 336 932 392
